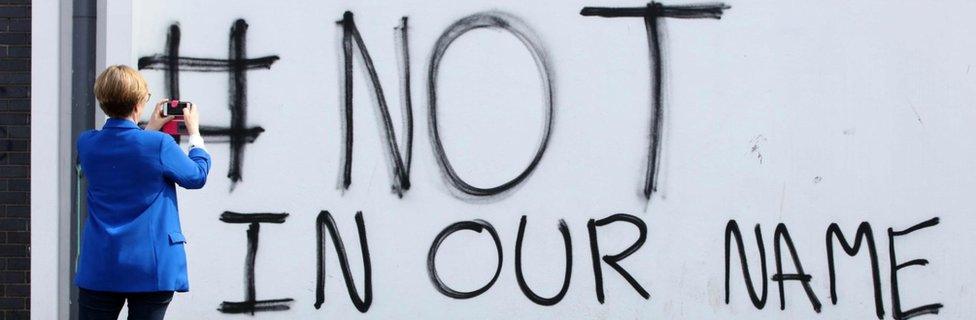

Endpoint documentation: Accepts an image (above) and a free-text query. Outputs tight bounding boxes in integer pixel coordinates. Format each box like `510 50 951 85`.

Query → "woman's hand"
145 99 174 131
183 102 200 136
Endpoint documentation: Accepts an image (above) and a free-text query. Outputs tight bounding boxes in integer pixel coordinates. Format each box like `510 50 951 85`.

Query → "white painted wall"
31 1 72 319
84 0 976 318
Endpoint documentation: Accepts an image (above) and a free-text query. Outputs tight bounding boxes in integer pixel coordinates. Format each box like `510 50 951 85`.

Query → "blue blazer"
75 118 211 292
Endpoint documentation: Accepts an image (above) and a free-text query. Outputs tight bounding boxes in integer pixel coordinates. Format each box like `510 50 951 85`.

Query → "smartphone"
163 100 190 116
162 100 190 136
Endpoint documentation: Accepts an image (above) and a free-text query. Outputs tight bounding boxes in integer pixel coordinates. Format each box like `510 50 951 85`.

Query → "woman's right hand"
183 103 201 136
145 99 174 132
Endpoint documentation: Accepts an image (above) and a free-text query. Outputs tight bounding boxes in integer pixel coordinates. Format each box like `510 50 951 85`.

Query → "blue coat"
75 118 211 292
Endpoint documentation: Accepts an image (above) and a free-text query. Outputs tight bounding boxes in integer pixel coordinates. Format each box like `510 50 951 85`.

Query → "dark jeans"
78 287 174 320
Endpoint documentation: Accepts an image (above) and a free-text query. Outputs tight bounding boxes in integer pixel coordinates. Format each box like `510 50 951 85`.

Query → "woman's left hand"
145 99 174 131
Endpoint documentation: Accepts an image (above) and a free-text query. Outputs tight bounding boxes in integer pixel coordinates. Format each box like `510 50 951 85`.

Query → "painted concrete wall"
36 0 976 319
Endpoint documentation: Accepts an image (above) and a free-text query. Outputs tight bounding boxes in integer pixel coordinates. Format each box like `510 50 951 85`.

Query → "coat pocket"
168 232 187 245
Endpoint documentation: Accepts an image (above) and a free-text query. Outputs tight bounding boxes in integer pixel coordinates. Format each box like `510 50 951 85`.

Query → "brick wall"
0 0 30 319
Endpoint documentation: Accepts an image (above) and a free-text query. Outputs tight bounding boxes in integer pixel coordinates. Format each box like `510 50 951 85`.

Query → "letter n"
337 12 413 197
315 211 372 312
724 220 768 309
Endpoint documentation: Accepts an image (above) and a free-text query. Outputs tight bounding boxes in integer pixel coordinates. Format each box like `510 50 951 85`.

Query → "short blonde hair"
94 65 149 118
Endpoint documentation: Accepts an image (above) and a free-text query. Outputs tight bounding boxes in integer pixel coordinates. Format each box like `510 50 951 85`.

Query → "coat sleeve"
159 135 212 189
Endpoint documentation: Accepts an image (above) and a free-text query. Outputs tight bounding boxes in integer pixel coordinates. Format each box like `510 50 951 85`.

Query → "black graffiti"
587 213 649 303
427 12 555 197
426 214 648 304
217 211 293 314
315 211 372 312
724 220 768 309
337 12 414 197
724 218 942 318
580 2 729 200
220 211 288 224
138 19 279 190
514 215 572 306
888 218 943 320
427 219 503 299
826 222 883 319
772 223 822 312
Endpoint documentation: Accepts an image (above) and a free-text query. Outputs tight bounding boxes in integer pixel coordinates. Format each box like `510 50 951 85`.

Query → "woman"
74 65 211 320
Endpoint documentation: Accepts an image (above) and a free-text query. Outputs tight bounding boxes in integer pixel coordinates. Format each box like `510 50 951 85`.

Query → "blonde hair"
94 65 149 118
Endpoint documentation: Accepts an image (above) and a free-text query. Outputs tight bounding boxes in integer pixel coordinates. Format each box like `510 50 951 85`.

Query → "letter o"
427 12 555 196
426 220 503 299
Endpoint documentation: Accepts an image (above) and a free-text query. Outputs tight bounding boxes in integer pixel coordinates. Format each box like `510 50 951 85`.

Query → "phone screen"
165 101 190 116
